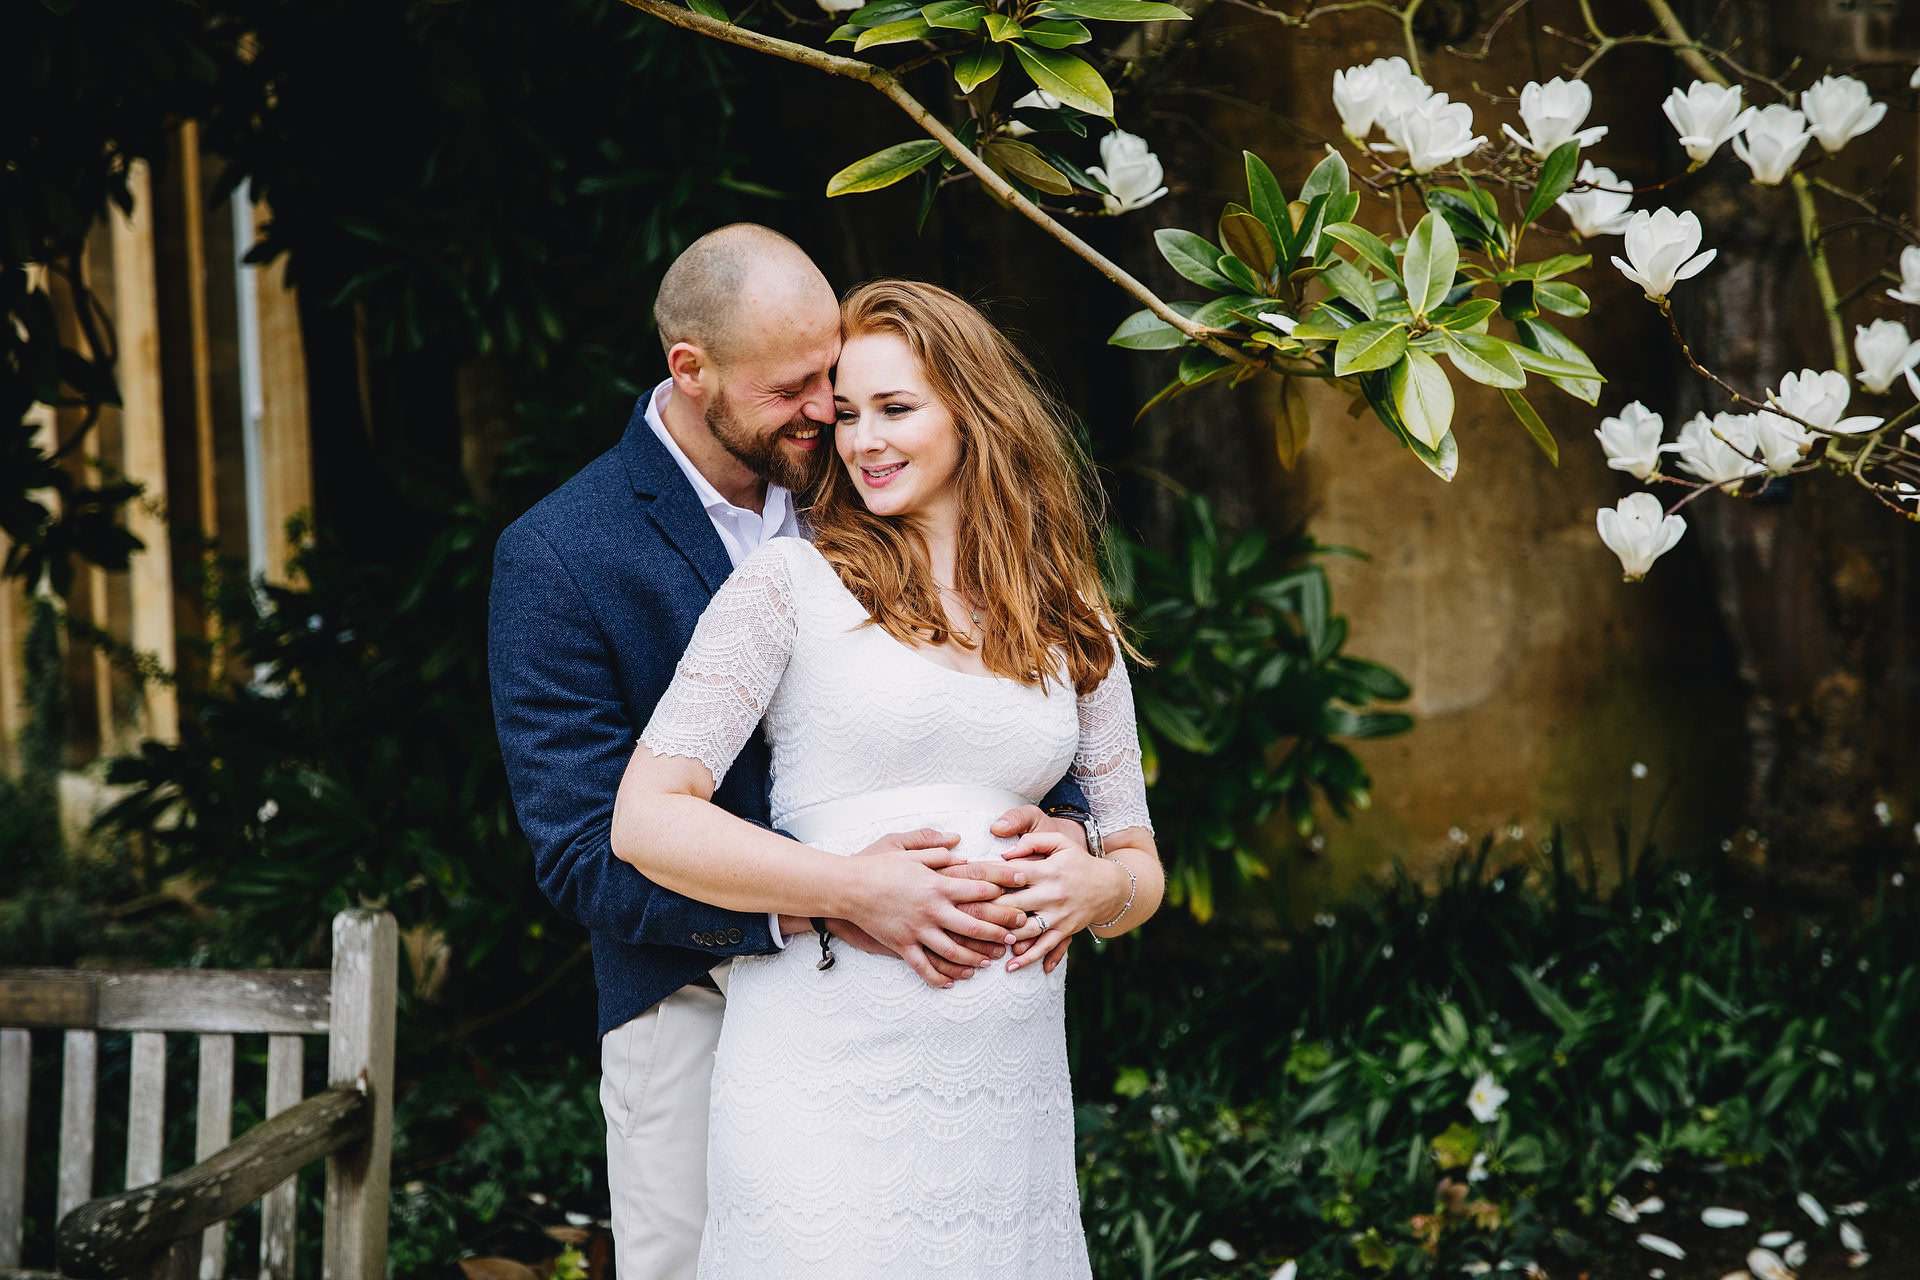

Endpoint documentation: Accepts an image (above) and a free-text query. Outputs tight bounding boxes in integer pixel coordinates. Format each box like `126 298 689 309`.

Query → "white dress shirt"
645 378 800 948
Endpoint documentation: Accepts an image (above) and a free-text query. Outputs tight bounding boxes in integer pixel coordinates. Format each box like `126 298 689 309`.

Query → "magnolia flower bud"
1662 81 1753 164
1382 92 1485 174
1800 74 1885 153
1853 319 1920 395
1597 492 1686 581
1332 57 1427 139
1888 245 1920 305
1767 368 1883 435
1594 401 1669 479
1673 411 1766 486
1086 130 1168 215
815 0 864 12
1501 77 1608 156
1005 89 1063 137
1557 161 1635 237
1611 208 1716 302
1732 104 1813 185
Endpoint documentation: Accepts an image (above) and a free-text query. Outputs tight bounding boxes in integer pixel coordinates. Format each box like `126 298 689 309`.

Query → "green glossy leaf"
983 10 1023 39
1010 44 1112 117
825 139 946 196
1390 348 1454 448
1155 228 1236 291
953 41 1003 92
982 138 1074 195
1108 308 1188 350
1360 370 1459 480
1514 317 1603 402
1271 373 1311 469
1535 281 1591 316
1522 140 1581 228
1321 222 1400 284
1139 693 1213 753
1425 187 1505 254
1219 207 1276 278
827 22 861 41
1034 0 1190 20
1401 212 1458 317
1178 347 1232 385
1030 143 1108 195
1495 253 1591 282
1440 331 1526 389
1215 253 1266 295
1319 259 1379 319
1333 319 1407 376
1299 150 1350 202
1190 293 1267 328
922 0 987 26
1432 297 1499 331
1021 17 1091 45
1133 375 1191 421
687 0 729 21
854 14 932 48
1499 279 1539 322
1501 387 1560 465
1278 193 1329 266
1245 152 1287 251
848 0 921 23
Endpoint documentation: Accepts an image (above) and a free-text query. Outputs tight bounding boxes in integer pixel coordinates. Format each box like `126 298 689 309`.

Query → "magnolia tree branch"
614 0 1259 367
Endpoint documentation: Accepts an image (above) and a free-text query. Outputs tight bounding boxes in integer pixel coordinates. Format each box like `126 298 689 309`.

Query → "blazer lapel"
619 400 734 595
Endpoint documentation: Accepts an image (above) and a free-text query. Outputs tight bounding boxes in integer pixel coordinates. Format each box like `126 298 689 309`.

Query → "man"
487 224 1095 1278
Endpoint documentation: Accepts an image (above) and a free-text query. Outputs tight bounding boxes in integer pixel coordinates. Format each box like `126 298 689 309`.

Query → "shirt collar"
644 379 792 526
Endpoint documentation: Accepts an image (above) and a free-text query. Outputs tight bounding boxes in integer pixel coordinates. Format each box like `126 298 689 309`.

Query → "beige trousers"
600 971 728 1280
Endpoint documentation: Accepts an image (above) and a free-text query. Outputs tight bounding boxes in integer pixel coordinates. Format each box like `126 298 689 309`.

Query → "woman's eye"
884 403 911 416
834 410 857 424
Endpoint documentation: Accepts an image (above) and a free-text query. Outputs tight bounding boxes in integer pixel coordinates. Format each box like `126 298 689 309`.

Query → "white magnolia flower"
1768 368 1883 438
1209 1239 1238 1262
1853 319 1920 394
1637 1234 1686 1260
1595 401 1670 479
1384 93 1486 174
1673 411 1766 485
1597 492 1687 581
1333 57 1428 139
816 0 864 11
1612 207 1716 302
1257 311 1300 335
1888 245 1920 305
1700 1207 1749 1228
1558 161 1635 237
1753 410 1813 472
1733 104 1813 184
1663 81 1754 163
1748 1248 1793 1280
1502 77 1608 155
1801 74 1885 152
1087 130 1168 215
1466 1072 1508 1122
1005 89 1064 136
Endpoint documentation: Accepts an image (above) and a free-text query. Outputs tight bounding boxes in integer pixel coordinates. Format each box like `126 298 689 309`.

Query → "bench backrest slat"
195 1033 235 1279
260 1034 304 1280
126 1032 168 1190
0 971 330 1036
57 1030 97 1222
0 1027 30 1268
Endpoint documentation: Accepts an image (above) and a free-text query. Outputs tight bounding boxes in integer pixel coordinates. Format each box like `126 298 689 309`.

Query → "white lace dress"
639 536 1152 1279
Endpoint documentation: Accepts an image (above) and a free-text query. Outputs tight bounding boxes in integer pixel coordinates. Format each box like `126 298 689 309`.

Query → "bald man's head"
653 224 835 367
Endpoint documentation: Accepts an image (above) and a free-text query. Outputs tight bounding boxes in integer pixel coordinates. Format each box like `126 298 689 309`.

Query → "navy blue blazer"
488 395 1087 1039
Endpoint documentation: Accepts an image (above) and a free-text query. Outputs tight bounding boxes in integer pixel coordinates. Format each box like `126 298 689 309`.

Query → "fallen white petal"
1638 1234 1686 1259
1702 1207 1750 1228
1835 1201 1867 1215
1848 1251 1871 1269
1747 1249 1792 1280
1839 1221 1865 1251
1272 1263 1298 1280
1758 1231 1794 1248
1634 1196 1667 1216
1797 1191 1829 1227
1784 1241 1808 1269
1609 1195 1641 1223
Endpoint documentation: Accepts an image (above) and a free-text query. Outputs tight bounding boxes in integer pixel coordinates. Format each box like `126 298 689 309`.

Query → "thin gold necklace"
934 582 983 629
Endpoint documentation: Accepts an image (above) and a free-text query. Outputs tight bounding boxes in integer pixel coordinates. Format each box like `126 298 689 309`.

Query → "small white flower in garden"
1732 104 1813 185
1597 495 1689 587
1632 761 1649 778
1467 1150 1490 1182
1800 75 1885 152
1796 1191 1829 1227
1461 1265 1491 1277
1384 93 1487 174
256 798 280 823
1594 401 1671 479
1467 1072 1509 1122
1612 208 1716 302
1839 1221 1865 1251
1502 77 1608 155
1314 911 1336 927
1633 1195 1665 1215
1700 1207 1749 1228
1673 411 1766 486
1558 161 1636 237
1853 318 1920 393
1332 57 1428 139
1209 1239 1238 1261
1783 1240 1808 1269
1890 246 1920 305
564 1211 592 1226
1835 1201 1867 1216
1449 827 1467 843
1758 1230 1793 1248
1747 1249 1793 1280
1663 80 1754 163
1087 131 1168 215
1649 1270 1665 1280
1875 799 1893 825
1768 368 1884 436
1257 311 1301 335
1005 89 1064 136
1637 1234 1686 1259
1272 1262 1298 1280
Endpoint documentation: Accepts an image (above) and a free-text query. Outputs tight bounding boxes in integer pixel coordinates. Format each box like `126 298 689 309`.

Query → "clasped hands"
795 804 1127 989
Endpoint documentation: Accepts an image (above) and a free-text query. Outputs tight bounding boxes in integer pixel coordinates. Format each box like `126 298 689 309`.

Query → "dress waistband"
780 784 1032 846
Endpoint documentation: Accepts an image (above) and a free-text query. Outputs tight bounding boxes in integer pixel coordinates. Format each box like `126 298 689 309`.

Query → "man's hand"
840 828 1030 989
990 804 1090 855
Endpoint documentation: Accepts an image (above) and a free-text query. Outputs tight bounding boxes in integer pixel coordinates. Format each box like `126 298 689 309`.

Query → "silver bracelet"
1095 860 1138 930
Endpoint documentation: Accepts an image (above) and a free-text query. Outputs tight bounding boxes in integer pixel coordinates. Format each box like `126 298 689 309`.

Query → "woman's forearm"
1090 832 1163 940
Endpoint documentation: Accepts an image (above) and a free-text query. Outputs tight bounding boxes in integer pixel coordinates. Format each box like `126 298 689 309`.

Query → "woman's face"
832 331 962 526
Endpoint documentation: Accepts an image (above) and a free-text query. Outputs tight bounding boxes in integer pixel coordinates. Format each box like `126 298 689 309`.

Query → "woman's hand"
992 830 1132 972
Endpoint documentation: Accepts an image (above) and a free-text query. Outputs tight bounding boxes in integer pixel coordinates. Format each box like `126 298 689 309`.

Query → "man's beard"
706 389 822 493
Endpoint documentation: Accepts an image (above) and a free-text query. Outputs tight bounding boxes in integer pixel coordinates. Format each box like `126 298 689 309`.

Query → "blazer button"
693 931 709 946
726 928 744 945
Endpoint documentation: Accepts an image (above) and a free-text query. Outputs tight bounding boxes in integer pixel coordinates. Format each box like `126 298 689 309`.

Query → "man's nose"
801 376 835 424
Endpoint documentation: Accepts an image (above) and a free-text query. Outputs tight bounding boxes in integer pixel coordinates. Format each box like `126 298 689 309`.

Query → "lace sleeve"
1073 632 1153 836
639 540 800 790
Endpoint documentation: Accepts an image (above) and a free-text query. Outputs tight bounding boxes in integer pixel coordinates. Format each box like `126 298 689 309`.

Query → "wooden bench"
0 910 396 1279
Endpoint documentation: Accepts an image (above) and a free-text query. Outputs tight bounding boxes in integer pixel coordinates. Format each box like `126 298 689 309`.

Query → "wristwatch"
1042 802 1103 858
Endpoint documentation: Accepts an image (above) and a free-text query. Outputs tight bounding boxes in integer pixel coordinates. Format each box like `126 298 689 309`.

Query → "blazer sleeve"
488 520 777 956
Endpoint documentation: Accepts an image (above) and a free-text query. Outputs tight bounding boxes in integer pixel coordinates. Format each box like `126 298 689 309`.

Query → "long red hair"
807 280 1125 694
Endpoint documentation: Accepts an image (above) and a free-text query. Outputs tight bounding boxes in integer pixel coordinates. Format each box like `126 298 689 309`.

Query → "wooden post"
0 1028 29 1268
322 910 395 1280
242 193 313 586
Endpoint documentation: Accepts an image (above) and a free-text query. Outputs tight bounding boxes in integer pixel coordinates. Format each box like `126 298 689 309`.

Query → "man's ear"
666 342 712 398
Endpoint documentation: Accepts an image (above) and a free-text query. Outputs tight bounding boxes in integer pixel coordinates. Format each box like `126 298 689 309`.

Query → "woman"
611 279 1162 1277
